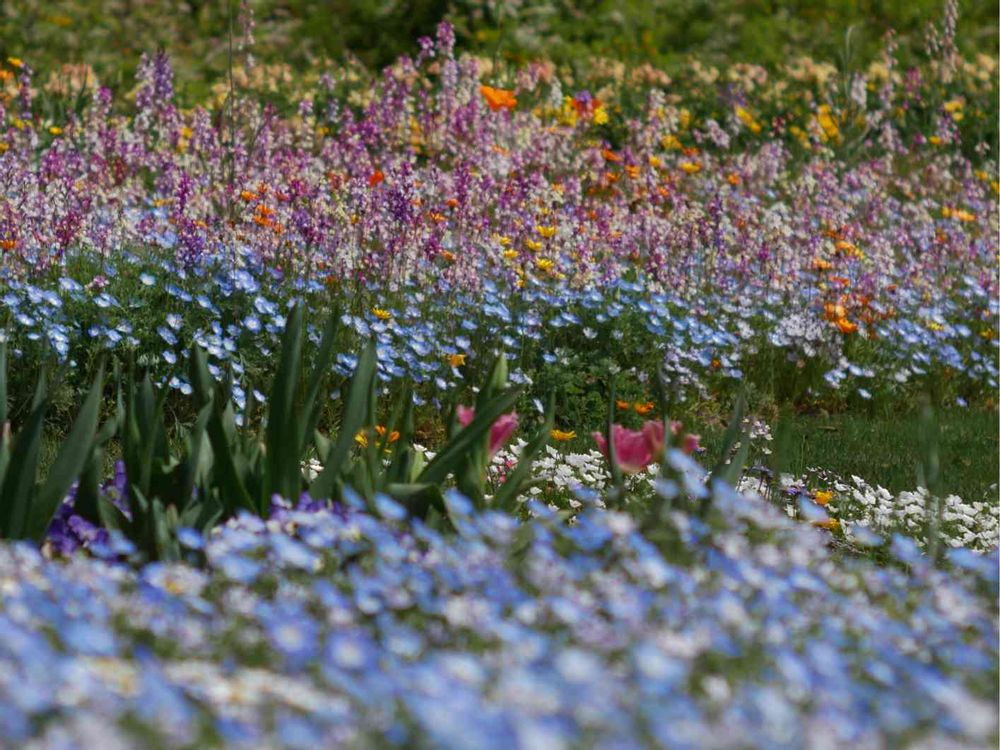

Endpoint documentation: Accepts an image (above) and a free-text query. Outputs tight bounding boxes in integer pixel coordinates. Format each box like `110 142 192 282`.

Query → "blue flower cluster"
2 482 995 748
2 248 995 409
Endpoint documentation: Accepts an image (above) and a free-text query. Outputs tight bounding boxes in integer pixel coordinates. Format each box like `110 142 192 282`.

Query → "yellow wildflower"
550 429 577 441
372 307 391 321
661 134 682 150
813 490 834 506
48 126 62 136
734 105 762 134
536 225 557 238
525 239 543 252
7 57 23 69
536 258 554 273
812 518 840 531
679 160 702 174
447 353 466 368
592 105 609 125
816 105 840 142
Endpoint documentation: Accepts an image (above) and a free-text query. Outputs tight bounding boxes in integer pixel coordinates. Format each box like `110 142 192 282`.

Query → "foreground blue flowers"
2 481 996 748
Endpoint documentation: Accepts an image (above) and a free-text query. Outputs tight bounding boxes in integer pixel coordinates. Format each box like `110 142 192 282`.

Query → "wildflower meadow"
0 1 996 747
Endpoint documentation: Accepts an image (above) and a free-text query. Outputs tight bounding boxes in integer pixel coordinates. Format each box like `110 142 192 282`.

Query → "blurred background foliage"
0 0 997 93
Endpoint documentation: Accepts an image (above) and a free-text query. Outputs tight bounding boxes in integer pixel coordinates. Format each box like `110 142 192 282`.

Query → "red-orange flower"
368 170 384 187
480 85 517 112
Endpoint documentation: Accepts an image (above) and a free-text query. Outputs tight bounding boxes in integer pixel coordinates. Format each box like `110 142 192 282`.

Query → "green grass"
2 0 996 98
695 408 999 501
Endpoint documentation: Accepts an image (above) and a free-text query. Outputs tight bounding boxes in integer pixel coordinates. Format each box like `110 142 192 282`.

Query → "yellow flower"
536 258 554 273
952 209 976 222
735 105 762 134
811 518 840 531
7 57 23 69
0 142 8 154
48 126 62 136
592 105 609 125
447 353 466 368
815 105 840 142
679 160 702 174
502 248 519 261
928 135 942 146
661 134 682 150
354 430 369 448
525 239 543 252
557 96 579 128
372 307 391 321
550 429 577 441
498 235 512 247
536 225 557 238
813 490 834 506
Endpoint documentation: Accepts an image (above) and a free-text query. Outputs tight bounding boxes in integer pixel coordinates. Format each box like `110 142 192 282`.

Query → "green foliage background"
1 0 996 92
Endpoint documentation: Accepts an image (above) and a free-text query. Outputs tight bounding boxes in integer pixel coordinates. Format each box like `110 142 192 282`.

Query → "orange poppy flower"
480 85 517 112
633 401 655 416
835 318 858 334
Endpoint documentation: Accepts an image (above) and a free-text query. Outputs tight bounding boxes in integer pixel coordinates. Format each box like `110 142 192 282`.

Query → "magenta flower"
457 405 519 458
592 420 665 474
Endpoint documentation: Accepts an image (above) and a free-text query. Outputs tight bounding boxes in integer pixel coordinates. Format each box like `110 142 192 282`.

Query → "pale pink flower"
592 420 665 474
457 405 519 458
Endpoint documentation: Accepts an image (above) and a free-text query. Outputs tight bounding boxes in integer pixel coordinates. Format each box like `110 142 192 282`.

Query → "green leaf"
266 304 304 506
28 366 105 541
493 394 554 511
175 398 213 512
311 340 377 500
190 346 252 515
386 482 446 520
0 380 47 538
0 340 7 426
384 384 416 486
604 378 624 493
709 388 748 483
300 306 341 453
418 385 523 486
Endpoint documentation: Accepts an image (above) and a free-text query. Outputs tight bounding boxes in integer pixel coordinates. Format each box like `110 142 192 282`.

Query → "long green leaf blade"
418 386 523 486
311 340 377 500
28 366 105 541
266 304 304 505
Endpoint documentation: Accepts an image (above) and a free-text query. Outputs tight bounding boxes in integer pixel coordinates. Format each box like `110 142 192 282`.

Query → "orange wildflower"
480 85 517 112
835 318 858 334
368 170 384 187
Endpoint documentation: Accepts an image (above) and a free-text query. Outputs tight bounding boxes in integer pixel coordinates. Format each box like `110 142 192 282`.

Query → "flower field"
0 2 997 747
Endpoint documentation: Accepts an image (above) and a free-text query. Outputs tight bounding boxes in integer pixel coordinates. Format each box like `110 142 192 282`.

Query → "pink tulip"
592 420 665 474
457 405 519 458
681 433 702 455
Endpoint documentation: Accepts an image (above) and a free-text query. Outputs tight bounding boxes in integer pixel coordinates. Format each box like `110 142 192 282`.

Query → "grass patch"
695 408 999 501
